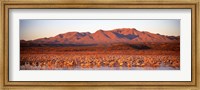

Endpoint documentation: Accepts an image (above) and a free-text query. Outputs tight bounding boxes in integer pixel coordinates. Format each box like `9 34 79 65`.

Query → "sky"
20 19 180 40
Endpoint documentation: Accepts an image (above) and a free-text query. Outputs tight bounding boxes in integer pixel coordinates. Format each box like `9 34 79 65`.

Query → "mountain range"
21 28 180 46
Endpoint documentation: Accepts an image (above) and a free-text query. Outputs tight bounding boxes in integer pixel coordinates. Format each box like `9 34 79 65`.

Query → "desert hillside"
21 28 179 46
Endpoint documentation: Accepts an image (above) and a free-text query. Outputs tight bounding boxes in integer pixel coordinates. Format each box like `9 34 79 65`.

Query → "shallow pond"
20 65 180 70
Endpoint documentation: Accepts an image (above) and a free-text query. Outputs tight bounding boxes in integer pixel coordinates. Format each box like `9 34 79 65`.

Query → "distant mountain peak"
112 28 137 32
95 29 105 33
21 28 180 45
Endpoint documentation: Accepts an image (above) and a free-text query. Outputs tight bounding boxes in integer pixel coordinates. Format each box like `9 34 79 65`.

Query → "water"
20 65 179 70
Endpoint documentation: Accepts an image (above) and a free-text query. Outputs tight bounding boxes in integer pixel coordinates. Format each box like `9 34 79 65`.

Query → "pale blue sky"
20 19 180 40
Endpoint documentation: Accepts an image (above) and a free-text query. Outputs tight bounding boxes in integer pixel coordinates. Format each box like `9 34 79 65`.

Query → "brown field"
20 43 180 70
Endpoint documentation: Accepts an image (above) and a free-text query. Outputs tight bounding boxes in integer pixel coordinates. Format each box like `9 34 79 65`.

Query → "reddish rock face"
22 28 179 45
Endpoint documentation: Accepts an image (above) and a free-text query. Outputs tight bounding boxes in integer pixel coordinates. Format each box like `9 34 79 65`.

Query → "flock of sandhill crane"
20 54 180 70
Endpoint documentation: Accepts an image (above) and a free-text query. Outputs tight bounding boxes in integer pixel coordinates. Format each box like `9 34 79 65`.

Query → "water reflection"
20 65 179 70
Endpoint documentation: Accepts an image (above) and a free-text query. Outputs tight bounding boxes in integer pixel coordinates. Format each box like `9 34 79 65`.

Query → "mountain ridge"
21 28 180 45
